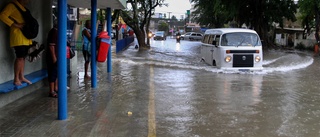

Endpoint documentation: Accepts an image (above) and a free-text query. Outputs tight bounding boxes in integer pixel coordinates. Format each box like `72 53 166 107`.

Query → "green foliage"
295 42 306 50
158 22 169 32
191 0 298 46
298 0 320 41
97 9 105 22
295 42 313 51
192 0 297 28
171 15 178 22
190 0 228 28
294 42 313 50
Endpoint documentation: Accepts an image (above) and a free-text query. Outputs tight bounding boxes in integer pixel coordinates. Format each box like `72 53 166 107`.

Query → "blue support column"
67 5 71 77
57 0 68 120
106 8 112 72
91 0 97 88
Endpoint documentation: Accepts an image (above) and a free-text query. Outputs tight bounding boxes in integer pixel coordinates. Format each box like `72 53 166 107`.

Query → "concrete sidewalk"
0 42 128 137
0 70 116 137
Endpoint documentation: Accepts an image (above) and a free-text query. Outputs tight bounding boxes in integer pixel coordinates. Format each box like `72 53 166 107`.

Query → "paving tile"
0 48 122 136
0 133 15 137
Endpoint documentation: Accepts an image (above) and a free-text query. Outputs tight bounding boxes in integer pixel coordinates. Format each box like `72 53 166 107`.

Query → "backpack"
11 2 39 39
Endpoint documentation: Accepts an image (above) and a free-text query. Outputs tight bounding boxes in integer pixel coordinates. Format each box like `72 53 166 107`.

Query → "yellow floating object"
128 111 132 116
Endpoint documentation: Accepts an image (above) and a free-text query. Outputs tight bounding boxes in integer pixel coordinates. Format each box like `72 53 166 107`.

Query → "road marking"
148 65 156 137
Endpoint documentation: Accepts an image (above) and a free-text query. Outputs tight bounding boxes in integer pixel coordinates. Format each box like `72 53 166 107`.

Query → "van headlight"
255 56 261 62
225 56 232 62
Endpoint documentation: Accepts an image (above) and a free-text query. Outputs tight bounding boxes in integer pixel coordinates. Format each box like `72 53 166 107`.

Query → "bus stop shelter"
56 0 126 120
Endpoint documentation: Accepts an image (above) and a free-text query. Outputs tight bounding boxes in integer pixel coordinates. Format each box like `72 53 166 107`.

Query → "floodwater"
76 38 320 137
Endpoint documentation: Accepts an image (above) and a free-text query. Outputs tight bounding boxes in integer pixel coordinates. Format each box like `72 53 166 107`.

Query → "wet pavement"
1 38 320 137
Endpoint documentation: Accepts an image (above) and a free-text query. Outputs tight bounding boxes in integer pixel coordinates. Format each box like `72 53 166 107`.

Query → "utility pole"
167 12 172 36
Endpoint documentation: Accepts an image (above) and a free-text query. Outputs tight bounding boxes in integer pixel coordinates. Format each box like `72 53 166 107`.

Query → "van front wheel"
212 60 216 66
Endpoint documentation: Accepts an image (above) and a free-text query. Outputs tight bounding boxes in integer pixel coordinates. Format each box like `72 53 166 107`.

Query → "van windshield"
221 32 261 46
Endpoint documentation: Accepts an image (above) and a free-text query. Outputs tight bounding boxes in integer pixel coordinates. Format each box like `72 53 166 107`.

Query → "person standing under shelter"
46 20 58 98
0 0 32 86
82 20 91 79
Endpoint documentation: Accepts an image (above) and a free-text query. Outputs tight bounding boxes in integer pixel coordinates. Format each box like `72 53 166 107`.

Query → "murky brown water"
75 39 320 137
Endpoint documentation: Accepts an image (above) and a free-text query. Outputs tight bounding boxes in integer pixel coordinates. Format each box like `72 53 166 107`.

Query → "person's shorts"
82 50 91 62
14 45 29 58
47 62 57 83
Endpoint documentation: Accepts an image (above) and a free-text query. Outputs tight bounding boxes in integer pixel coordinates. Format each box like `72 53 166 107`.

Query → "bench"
0 69 47 93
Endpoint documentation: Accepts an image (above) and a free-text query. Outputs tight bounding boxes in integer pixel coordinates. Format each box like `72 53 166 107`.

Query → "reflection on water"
113 42 319 136
175 43 181 51
70 40 320 137
221 74 262 108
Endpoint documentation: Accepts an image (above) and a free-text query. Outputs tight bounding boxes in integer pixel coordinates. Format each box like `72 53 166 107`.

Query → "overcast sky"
155 0 192 19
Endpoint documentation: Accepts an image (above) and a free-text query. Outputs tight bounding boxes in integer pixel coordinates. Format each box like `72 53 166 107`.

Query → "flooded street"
74 38 320 137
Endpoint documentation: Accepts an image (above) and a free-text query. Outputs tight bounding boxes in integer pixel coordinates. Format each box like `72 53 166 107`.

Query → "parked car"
154 31 166 40
180 32 192 40
181 32 203 41
189 32 203 41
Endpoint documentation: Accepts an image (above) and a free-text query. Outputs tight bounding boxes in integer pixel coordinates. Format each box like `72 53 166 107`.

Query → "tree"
157 21 169 32
171 15 178 22
190 0 229 28
191 0 298 46
299 0 320 46
116 0 166 49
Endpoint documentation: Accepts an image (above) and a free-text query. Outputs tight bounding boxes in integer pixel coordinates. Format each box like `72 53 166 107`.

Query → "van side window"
215 35 220 46
208 35 215 45
202 35 209 43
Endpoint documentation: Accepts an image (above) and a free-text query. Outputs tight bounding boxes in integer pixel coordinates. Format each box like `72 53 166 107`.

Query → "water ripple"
113 54 313 74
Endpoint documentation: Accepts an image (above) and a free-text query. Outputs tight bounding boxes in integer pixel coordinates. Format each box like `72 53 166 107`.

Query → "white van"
201 28 263 71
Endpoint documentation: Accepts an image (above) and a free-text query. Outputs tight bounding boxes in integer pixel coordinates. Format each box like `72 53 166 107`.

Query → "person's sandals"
49 91 58 98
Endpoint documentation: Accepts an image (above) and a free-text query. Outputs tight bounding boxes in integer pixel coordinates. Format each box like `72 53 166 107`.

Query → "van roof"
204 28 258 35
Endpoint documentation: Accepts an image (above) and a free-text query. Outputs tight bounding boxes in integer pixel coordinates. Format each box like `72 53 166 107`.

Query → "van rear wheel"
212 60 216 66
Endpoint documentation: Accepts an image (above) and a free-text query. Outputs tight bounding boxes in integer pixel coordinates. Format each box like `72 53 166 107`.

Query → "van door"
201 34 214 65
211 35 220 66
201 34 212 65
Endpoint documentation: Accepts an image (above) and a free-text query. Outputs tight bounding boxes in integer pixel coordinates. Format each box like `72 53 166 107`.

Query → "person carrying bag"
0 0 36 86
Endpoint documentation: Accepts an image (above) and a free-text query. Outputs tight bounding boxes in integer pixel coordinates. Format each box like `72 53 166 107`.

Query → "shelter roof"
64 0 126 9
